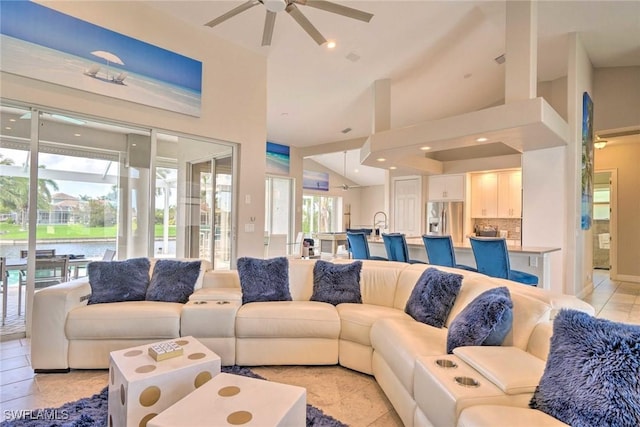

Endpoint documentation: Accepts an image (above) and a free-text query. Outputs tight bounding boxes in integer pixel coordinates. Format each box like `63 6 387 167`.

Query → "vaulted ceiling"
148 1 640 184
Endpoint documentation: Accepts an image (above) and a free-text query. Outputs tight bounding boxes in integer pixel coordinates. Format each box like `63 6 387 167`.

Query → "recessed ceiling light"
476 137 488 142
376 158 386 162
389 166 397 170
9 119 16 122
5 126 12 130
74 133 81 137
420 146 431 151
326 41 336 49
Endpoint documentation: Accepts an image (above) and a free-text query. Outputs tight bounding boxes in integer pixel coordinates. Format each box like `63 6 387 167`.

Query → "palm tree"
0 154 59 230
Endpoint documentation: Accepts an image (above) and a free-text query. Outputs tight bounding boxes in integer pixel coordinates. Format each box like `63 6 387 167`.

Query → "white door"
393 177 422 236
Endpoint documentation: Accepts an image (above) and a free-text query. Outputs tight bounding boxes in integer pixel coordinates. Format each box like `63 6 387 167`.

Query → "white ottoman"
108 336 221 427
148 373 306 427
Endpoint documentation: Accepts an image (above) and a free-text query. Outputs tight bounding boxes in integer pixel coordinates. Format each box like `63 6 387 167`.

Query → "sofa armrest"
189 288 242 302
453 346 546 395
31 278 91 372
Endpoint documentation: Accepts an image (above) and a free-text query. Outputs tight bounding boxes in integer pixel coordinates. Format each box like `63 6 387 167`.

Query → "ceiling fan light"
263 0 287 13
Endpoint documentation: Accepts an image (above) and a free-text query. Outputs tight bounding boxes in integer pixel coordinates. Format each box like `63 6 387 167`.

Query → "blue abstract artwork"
581 92 594 230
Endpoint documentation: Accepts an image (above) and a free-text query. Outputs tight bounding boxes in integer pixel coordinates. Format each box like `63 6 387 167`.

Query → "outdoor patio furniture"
18 255 70 315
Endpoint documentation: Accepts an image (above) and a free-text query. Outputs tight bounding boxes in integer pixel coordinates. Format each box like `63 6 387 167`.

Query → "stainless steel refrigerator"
426 201 464 244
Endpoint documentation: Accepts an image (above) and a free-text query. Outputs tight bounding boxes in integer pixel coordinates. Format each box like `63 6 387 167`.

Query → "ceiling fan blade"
286 3 327 45
302 0 373 23
262 11 277 46
204 0 259 27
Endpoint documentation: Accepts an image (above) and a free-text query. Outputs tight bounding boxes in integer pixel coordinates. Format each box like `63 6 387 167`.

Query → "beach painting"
303 170 329 191
581 92 594 230
0 1 202 117
266 142 290 175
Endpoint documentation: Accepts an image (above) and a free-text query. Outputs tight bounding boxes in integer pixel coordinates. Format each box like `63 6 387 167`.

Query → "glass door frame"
2 101 239 335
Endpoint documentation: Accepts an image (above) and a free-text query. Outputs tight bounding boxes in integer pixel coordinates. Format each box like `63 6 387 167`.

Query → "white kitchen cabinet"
470 173 498 218
498 170 522 218
428 174 464 201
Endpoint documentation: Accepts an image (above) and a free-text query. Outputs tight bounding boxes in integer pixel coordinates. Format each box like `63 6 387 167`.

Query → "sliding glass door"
1 103 238 336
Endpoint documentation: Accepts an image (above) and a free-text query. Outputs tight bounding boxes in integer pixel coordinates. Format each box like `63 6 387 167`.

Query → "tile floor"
0 270 638 426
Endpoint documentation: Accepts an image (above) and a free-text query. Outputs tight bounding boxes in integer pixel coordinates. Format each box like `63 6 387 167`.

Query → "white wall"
1 1 268 259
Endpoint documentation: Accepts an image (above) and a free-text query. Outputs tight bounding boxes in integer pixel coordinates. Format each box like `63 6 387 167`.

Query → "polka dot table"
147 373 306 427
108 336 221 427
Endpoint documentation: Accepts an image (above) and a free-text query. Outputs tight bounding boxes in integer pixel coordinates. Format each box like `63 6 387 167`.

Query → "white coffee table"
108 336 221 427
148 373 306 427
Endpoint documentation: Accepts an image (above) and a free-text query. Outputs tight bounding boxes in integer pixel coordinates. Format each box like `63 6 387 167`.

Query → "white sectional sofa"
31 258 594 426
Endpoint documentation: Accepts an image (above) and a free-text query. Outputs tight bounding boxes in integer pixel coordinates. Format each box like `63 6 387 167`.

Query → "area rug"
1 366 347 427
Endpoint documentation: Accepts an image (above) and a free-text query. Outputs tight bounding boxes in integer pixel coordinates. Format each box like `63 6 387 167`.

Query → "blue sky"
0 0 202 92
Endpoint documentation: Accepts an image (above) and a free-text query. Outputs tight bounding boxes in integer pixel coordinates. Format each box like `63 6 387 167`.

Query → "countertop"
368 236 561 255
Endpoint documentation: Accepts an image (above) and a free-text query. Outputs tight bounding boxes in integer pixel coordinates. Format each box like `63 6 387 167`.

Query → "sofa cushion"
237 257 292 304
146 259 201 303
370 318 448 393
235 301 340 339
405 267 463 328
66 301 182 339
87 258 150 305
446 286 513 353
337 304 412 346
311 260 362 306
529 309 640 427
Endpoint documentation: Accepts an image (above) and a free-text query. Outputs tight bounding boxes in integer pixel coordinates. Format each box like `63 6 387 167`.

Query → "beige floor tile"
0 355 30 372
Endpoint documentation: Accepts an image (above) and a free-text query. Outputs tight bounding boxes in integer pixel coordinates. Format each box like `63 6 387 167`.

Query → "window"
302 195 343 234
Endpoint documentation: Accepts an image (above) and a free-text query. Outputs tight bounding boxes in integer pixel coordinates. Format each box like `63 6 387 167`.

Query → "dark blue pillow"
237 257 291 304
311 260 363 306
87 258 150 304
446 286 513 354
405 268 463 328
530 309 640 426
146 259 201 303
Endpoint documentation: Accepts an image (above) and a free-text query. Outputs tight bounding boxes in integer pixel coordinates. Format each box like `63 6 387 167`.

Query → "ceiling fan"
334 150 361 191
204 0 373 47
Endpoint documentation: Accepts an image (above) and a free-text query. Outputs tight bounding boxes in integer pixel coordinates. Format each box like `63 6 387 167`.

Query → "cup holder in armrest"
435 359 458 369
454 376 480 388
216 301 230 305
193 301 208 305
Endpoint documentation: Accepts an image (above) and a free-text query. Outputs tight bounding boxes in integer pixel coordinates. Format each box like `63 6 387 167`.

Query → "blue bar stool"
468 236 538 286
381 233 427 264
422 235 477 271
346 232 387 261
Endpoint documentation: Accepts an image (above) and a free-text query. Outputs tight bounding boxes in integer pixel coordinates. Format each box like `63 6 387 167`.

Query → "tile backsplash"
473 218 522 241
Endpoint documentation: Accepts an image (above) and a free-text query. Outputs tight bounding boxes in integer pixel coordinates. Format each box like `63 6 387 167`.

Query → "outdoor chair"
18 255 70 315
346 232 387 261
422 235 477 271
469 236 538 286
102 249 116 261
381 233 426 264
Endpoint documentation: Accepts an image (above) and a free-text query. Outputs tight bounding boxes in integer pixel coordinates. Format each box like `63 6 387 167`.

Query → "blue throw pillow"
237 257 292 304
311 260 363 306
405 268 463 328
87 258 150 304
146 259 201 303
446 286 513 354
529 309 640 427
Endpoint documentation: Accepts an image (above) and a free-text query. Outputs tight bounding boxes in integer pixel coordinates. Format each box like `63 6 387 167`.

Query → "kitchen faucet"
373 211 388 236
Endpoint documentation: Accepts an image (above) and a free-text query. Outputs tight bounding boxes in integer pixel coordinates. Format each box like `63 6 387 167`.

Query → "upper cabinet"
428 174 465 201
470 173 498 218
498 170 522 218
471 170 522 218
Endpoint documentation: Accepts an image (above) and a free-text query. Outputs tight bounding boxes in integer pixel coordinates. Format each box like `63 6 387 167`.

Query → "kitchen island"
368 237 560 290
